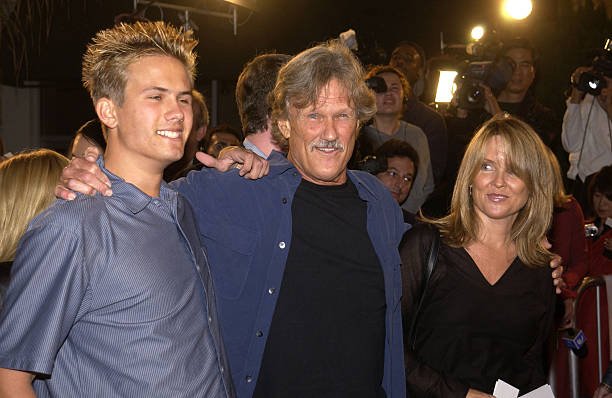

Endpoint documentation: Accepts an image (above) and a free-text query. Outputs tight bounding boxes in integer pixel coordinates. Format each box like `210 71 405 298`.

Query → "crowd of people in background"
0 18 610 398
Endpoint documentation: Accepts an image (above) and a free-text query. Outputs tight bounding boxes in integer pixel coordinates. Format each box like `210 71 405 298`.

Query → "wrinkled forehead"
291 79 355 111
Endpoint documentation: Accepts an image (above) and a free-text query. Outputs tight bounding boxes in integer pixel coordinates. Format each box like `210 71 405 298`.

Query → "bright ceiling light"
501 0 533 20
470 25 485 41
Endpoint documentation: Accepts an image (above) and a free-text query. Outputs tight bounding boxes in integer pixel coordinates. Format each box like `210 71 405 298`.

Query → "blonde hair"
82 21 198 105
270 40 376 151
429 114 554 267
0 149 69 262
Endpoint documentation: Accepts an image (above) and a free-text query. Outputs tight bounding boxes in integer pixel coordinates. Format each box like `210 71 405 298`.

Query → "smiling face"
375 72 404 117
471 135 529 226
281 78 358 186
101 55 193 173
376 156 415 204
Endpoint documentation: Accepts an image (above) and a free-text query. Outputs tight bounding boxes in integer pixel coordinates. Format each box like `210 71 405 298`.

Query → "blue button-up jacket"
175 152 408 398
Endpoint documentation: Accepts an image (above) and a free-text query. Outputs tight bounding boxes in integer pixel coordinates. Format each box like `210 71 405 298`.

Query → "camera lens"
468 86 483 104
577 71 607 96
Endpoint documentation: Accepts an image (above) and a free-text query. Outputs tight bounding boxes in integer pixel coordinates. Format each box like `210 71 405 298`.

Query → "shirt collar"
242 137 268 159
347 170 379 201
97 156 175 214
264 152 379 200
266 151 297 178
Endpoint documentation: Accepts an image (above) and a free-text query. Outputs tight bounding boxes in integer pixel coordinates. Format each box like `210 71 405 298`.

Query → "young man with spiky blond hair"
0 22 240 397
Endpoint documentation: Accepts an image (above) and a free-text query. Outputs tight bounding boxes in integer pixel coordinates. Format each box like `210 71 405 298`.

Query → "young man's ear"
95 98 118 130
277 119 291 139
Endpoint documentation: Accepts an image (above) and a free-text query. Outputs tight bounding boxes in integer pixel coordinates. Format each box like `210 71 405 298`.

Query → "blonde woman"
401 114 556 397
0 149 69 305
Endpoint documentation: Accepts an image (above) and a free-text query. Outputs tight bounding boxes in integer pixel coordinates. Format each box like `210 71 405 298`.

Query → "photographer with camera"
450 38 559 147
561 40 612 218
445 38 560 215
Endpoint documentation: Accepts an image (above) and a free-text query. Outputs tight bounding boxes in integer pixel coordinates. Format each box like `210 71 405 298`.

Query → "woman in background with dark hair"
588 165 612 259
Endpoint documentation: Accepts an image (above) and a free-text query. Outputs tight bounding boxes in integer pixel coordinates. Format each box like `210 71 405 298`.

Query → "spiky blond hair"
82 21 197 105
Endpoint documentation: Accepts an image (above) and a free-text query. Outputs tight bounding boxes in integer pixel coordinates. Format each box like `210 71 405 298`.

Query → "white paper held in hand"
493 379 555 398
493 379 519 398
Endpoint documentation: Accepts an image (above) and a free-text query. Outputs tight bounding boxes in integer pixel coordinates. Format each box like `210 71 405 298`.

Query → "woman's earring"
469 185 473 196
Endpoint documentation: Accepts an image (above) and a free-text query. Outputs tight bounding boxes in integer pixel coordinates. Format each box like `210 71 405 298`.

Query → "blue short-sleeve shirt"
0 158 234 397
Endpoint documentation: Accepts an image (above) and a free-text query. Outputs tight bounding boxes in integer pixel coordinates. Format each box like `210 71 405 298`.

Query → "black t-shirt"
253 178 387 398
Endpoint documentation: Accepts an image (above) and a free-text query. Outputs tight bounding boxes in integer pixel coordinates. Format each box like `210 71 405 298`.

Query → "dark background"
1 0 610 152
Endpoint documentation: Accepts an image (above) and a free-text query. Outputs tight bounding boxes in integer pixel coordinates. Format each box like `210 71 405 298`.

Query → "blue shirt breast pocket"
201 223 259 299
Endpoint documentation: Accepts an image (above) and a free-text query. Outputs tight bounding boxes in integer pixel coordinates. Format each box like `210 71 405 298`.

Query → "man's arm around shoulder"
0 368 35 397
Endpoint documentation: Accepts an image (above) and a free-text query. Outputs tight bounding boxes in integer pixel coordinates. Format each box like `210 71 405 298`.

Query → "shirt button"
196 265 201 272
268 287 275 294
281 197 287 204
278 241 286 249
246 376 253 383
220 366 224 373
256 330 263 337
208 316 212 323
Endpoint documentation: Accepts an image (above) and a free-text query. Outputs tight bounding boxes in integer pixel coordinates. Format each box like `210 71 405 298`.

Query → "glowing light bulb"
471 25 485 41
501 0 533 20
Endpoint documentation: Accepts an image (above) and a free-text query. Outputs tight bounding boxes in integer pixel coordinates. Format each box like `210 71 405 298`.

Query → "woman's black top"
400 224 555 397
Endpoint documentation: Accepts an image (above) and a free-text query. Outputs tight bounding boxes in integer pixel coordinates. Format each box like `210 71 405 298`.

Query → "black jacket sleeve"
400 223 469 398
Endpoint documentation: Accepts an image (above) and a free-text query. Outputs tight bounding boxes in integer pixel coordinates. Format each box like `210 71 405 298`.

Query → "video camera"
365 76 388 94
574 39 612 96
338 28 387 68
455 38 515 109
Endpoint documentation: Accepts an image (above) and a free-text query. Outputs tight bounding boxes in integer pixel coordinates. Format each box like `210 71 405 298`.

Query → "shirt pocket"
201 222 258 299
